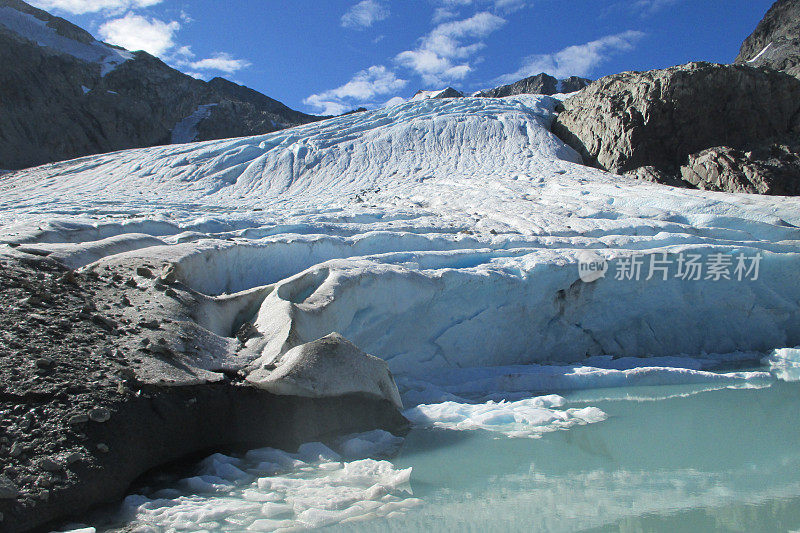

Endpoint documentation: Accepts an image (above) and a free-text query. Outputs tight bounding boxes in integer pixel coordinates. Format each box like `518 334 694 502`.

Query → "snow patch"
748 42 773 63
171 104 218 144
0 6 132 76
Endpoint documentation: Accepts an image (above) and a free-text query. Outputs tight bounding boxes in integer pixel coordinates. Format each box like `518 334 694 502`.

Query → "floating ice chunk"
337 429 405 460
765 347 800 382
405 395 607 438
297 442 341 463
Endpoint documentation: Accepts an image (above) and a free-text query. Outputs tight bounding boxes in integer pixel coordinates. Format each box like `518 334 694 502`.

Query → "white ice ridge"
0 6 132 76
2 95 800 376
405 394 607 438
92 430 417 532
398 355 774 405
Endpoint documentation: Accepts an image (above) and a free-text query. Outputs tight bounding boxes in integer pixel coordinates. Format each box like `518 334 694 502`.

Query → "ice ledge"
247 333 404 410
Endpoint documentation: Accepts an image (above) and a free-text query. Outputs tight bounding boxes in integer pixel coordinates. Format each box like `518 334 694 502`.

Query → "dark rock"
552 62 800 193
476 73 590 97
67 414 88 425
0 477 19 499
37 458 62 473
135 267 153 279
735 0 800 78
88 407 111 423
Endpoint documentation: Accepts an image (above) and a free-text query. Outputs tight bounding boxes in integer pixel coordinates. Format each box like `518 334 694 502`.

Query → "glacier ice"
1 95 799 378
404 395 607 438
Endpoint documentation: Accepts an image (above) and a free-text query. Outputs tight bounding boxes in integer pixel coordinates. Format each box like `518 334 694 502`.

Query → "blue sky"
30 0 774 114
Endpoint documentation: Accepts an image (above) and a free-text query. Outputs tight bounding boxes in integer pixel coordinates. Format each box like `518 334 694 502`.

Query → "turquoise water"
73 376 800 533
328 381 800 532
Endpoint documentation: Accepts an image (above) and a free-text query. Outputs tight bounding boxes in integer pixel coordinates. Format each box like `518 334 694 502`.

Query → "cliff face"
0 0 321 170
735 0 800 78
552 62 800 194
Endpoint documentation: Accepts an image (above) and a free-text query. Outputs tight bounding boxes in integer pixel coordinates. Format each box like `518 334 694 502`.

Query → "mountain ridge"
0 0 322 170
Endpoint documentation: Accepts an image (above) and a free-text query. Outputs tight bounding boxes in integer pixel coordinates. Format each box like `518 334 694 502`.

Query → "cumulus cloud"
341 0 390 29
498 30 645 82
396 11 505 85
98 12 179 56
29 0 161 14
189 53 251 74
304 65 408 115
98 14 251 77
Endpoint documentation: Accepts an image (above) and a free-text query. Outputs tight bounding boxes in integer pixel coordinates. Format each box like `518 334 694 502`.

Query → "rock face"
0 0 321 170
476 73 590 98
736 0 800 78
552 62 800 193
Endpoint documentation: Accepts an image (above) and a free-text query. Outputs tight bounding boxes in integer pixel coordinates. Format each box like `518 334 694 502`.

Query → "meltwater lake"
65 365 800 533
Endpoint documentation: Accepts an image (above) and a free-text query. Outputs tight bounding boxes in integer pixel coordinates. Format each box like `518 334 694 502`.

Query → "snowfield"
2 94 800 399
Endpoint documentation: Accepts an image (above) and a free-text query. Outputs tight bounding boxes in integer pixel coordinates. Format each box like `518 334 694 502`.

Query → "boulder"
247 333 403 410
552 62 800 193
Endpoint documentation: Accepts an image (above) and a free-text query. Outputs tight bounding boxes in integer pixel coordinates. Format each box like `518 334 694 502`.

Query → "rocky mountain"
0 0 321 171
475 73 590 98
552 62 800 195
735 0 800 78
411 87 465 100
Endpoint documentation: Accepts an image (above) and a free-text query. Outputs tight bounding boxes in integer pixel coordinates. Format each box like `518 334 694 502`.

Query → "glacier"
1 94 800 382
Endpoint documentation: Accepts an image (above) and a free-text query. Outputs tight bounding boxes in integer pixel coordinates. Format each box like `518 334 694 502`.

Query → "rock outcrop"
0 251 407 533
736 0 800 78
475 73 590 98
411 87 465 100
551 62 800 194
680 144 800 195
0 0 321 170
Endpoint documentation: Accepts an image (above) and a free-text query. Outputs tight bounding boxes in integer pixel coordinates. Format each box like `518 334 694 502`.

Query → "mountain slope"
0 0 320 170
735 0 800 77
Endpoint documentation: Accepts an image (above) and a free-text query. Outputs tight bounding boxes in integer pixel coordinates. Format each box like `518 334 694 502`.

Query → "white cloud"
633 0 679 13
304 65 407 115
189 53 251 74
498 30 645 82
430 0 528 14
396 11 505 85
432 7 459 23
341 0 390 29
98 12 179 56
29 0 161 14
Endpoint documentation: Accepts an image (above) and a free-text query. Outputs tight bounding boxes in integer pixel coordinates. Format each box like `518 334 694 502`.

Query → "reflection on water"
68 379 800 532
327 381 800 532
